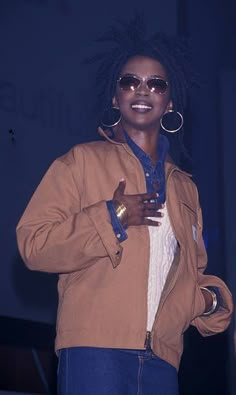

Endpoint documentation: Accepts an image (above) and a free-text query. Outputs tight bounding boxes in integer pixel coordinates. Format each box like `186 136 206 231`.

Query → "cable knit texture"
147 205 177 331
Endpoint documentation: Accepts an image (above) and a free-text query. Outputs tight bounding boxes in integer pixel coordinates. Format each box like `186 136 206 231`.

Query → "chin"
128 121 159 132
122 116 160 131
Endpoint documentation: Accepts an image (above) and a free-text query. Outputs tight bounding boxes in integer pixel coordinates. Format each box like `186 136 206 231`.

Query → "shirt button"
115 250 121 256
117 233 121 239
145 172 150 177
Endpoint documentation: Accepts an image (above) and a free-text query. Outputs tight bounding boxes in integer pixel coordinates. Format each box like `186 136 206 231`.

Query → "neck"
123 125 160 164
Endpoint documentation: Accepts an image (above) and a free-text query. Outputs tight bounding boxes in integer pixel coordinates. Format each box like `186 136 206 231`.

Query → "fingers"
114 185 160 204
113 178 126 199
139 201 165 218
143 208 164 218
143 218 162 226
142 203 164 223
139 192 160 202
142 202 164 210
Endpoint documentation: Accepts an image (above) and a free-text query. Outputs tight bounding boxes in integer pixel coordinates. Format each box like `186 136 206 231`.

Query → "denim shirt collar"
124 131 169 169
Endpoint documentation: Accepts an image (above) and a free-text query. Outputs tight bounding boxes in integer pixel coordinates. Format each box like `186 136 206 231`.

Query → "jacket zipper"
144 331 152 350
121 143 152 348
118 145 190 349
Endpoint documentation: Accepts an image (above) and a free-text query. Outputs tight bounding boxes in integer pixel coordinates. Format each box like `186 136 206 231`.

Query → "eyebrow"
121 73 167 80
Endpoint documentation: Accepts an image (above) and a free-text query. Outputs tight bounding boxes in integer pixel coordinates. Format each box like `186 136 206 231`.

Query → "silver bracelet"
200 287 218 316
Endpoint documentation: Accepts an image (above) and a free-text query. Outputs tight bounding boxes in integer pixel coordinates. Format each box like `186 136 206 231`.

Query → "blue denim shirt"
106 132 169 242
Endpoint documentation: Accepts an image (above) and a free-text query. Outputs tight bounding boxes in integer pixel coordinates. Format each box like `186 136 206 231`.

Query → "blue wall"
0 0 177 323
1 1 235 393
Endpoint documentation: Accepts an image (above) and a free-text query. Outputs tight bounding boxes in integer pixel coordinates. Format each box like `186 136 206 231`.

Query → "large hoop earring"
101 107 121 128
160 110 184 133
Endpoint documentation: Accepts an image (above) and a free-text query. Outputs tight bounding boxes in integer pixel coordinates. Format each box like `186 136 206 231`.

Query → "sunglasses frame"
117 74 169 95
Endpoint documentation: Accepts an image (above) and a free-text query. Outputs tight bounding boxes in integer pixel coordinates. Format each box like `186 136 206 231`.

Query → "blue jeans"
57 347 179 394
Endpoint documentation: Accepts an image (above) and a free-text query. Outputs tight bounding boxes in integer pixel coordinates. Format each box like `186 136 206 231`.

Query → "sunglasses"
117 74 169 94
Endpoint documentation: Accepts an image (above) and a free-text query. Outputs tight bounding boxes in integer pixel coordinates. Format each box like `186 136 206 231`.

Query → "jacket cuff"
192 276 233 336
84 200 124 268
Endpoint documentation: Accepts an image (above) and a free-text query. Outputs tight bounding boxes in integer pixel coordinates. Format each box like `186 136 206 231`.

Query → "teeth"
132 104 152 109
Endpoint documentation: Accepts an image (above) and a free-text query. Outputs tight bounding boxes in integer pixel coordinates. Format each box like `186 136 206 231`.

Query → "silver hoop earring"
160 110 184 133
101 107 121 128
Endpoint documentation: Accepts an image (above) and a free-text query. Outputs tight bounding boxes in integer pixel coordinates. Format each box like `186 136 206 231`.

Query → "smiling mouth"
131 104 152 112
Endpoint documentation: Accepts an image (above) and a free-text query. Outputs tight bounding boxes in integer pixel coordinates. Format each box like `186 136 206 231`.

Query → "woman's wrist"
200 287 218 316
112 200 128 228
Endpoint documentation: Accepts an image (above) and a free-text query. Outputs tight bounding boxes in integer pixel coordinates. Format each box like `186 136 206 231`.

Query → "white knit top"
147 204 177 331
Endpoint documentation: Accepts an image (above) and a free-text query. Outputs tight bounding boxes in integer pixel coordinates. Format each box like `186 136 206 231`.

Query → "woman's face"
113 55 172 133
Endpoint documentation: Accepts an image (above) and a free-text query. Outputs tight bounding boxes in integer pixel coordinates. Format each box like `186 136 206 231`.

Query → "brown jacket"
16 138 233 369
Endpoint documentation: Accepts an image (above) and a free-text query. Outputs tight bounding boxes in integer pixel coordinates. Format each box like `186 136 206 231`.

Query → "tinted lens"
118 76 140 91
147 78 168 93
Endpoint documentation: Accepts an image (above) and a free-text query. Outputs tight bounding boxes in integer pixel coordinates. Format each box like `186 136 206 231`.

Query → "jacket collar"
98 125 126 144
98 127 192 178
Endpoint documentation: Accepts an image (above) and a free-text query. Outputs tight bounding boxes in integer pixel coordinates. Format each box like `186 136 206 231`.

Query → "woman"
16 20 233 394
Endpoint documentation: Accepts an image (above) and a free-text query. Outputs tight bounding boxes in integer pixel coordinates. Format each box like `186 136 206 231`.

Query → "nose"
135 80 149 95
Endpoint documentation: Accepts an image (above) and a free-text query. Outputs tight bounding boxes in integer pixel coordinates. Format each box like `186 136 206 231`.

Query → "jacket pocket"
180 201 198 244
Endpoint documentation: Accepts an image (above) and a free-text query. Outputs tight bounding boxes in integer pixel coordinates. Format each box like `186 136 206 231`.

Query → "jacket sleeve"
16 157 123 274
191 200 233 336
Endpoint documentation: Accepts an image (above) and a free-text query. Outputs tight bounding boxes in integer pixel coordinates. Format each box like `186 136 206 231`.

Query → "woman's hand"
113 179 164 227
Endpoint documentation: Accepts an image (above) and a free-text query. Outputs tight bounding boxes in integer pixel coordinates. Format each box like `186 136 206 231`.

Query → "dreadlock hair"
87 16 196 170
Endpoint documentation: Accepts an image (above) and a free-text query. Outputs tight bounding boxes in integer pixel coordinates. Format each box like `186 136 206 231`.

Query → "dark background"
0 0 235 394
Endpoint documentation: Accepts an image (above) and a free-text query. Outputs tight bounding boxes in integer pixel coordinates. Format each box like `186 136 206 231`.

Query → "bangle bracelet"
200 287 218 316
112 200 128 228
